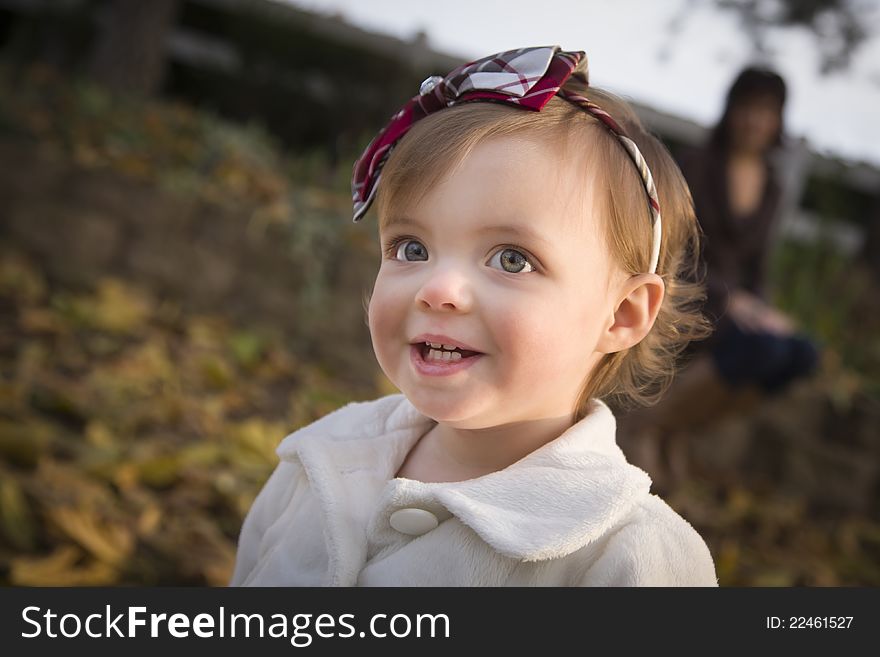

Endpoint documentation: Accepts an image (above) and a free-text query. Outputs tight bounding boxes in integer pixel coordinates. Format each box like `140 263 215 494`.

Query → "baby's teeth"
429 342 442 348
442 343 456 350
426 349 461 363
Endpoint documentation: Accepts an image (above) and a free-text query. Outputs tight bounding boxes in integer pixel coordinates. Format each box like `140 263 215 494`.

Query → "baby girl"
231 46 718 586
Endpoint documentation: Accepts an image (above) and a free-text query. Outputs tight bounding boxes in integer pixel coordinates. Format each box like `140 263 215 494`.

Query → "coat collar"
277 394 651 576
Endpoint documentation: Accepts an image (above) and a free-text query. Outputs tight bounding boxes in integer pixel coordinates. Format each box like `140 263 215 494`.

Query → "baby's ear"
596 274 665 354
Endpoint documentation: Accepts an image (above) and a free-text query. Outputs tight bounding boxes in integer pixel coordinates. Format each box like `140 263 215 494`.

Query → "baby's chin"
402 388 499 428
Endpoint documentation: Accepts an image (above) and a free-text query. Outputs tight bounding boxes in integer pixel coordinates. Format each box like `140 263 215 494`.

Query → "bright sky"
289 0 880 167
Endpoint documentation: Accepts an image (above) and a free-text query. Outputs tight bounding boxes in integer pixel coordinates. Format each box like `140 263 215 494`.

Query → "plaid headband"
351 46 662 274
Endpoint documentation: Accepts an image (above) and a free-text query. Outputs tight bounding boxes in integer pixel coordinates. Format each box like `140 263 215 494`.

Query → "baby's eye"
488 247 534 274
393 239 428 262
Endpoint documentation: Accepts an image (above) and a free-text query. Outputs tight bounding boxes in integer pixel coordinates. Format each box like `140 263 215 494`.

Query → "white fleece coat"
230 394 718 586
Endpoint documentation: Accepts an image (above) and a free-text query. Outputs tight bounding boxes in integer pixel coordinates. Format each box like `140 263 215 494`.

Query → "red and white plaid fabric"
351 45 663 273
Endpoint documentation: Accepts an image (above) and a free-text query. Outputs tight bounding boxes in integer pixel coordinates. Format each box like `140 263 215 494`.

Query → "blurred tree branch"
668 0 873 73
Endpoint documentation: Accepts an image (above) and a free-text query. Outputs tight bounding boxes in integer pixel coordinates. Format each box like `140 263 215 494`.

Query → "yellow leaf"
199 355 233 390
85 420 115 448
48 506 134 566
10 545 80 585
11 546 119 586
78 278 152 333
137 454 181 489
186 316 227 350
136 504 162 537
228 419 285 464
113 462 140 492
179 442 223 467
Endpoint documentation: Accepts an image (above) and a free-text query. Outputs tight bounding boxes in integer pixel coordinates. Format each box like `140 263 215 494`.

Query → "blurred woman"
684 67 818 396
620 67 820 489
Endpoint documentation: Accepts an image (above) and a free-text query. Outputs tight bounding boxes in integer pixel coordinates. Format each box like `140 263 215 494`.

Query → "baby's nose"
415 266 474 313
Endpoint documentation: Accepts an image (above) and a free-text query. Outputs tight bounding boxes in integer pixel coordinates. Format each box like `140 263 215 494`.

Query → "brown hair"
374 82 711 421
711 66 787 150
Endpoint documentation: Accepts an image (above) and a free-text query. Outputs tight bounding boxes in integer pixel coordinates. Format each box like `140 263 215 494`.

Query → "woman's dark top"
677 144 783 350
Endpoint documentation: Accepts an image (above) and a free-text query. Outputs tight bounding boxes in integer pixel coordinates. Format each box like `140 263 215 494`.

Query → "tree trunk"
89 0 179 96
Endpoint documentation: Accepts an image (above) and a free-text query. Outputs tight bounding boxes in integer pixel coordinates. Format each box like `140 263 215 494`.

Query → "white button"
389 508 438 536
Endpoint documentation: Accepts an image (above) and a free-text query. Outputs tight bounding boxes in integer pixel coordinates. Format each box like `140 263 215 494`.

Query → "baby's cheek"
368 282 401 356
494 304 559 371
498 297 595 379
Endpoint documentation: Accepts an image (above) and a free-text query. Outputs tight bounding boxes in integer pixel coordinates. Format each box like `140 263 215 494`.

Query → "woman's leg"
618 351 753 491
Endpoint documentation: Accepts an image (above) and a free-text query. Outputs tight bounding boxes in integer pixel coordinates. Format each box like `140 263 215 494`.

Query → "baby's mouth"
416 341 482 363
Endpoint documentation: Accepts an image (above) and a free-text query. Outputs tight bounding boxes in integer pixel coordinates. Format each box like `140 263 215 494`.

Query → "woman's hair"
374 80 711 421
709 66 787 150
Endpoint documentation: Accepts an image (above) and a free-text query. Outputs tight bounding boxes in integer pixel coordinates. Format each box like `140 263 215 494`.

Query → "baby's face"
369 135 625 428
